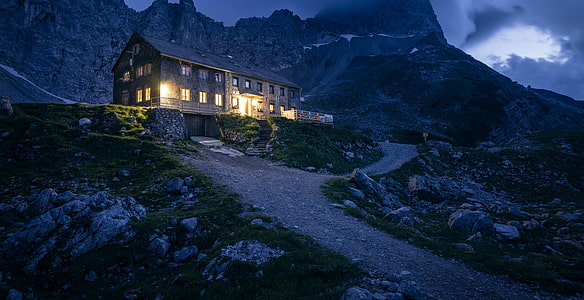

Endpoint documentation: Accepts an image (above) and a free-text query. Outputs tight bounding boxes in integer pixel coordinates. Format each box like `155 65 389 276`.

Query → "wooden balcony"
138 97 221 115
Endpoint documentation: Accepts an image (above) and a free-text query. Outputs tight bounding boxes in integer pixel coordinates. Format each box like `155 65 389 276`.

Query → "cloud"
431 0 584 99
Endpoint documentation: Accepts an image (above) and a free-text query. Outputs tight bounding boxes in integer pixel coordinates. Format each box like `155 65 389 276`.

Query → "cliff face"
0 0 582 145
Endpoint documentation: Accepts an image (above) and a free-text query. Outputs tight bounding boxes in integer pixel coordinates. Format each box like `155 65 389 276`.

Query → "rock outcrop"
1 189 146 274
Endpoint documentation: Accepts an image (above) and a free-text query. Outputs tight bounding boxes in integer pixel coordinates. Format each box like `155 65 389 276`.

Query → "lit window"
215 73 223 82
269 103 275 113
257 101 263 112
232 77 239 86
136 88 143 103
269 85 275 94
245 80 251 89
257 82 263 92
199 69 208 80
180 88 191 101
232 98 239 108
145 87 151 101
199 91 208 103
214 94 223 107
122 71 130 82
280 87 285 96
181 65 191 76
136 64 152 77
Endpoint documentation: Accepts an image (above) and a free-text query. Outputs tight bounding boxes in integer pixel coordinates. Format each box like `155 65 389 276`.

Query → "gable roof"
138 34 300 88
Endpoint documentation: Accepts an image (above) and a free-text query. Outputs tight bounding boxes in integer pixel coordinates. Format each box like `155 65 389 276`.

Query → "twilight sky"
125 0 584 100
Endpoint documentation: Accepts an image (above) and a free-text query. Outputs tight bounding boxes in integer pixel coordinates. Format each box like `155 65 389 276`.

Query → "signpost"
423 132 429 143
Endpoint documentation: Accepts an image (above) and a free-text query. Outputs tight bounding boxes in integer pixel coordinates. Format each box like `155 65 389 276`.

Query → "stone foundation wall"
147 108 187 141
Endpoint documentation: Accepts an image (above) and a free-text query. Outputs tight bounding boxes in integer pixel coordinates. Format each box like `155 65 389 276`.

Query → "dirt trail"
183 144 545 299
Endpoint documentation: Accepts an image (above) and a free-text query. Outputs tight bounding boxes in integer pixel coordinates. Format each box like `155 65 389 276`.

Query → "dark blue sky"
125 0 584 99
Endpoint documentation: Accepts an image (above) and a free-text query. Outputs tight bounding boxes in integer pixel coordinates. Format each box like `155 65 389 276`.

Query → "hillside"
1 0 582 146
0 104 364 299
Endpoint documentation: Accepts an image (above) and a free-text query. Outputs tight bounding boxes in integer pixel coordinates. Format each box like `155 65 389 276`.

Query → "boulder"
0 191 146 274
494 223 520 240
147 237 170 257
399 280 427 300
78 118 92 129
31 188 58 213
6 289 23 300
173 246 199 263
340 286 373 300
166 177 185 195
180 217 198 232
343 200 359 208
385 207 415 226
408 175 456 204
352 169 401 209
349 187 366 199
0 96 14 118
448 209 494 235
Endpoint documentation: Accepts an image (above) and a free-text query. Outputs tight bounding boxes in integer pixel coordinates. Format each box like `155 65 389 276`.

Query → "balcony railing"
282 109 334 125
138 97 221 115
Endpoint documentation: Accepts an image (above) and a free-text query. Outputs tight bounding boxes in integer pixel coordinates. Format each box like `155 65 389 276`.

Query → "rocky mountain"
0 0 582 146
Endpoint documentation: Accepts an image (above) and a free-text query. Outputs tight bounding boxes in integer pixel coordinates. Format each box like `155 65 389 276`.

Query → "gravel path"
360 142 419 175
182 145 547 300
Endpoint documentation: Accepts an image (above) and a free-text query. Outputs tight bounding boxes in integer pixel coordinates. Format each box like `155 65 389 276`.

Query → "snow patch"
0 63 77 104
410 48 419 54
341 34 360 42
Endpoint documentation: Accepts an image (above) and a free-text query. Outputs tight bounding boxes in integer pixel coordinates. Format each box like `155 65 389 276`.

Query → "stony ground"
183 143 550 299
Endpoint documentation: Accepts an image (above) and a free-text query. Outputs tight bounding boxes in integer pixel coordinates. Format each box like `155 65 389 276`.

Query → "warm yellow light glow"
160 84 169 98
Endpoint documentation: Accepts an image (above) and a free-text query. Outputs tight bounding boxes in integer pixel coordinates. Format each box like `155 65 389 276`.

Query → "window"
257 82 263 92
136 64 151 77
269 103 275 113
122 71 130 82
145 87 151 101
121 91 129 105
232 77 239 86
181 65 191 76
244 80 251 89
136 88 143 103
290 89 295 98
232 98 239 108
269 85 275 94
280 87 285 96
132 44 140 54
215 73 223 82
214 94 223 107
180 88 191 101
199 91 208 103
257 101 263 112
199 69 208 80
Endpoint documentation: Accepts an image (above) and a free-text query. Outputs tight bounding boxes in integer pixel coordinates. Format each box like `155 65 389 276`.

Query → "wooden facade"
112 33 302 121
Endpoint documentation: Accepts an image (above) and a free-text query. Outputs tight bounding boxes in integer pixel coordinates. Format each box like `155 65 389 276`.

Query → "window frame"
136 88 143 103
181 65 191 76
244 79 251 89
232 77 239 86
180 88 191 101
199 91 208 103
257 82 263 92
214 94 223 107
199 69 208 80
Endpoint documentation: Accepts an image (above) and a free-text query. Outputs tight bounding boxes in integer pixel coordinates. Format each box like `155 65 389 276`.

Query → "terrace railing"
282 109 334 125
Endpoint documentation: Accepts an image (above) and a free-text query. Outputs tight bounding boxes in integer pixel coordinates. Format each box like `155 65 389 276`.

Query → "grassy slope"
0 104 361 299
324 130 584 295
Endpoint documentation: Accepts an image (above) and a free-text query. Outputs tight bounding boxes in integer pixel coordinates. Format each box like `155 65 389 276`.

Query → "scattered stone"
78 118 92 129
427 140 453 153
556 211 582 223
147 237 170 257
332 203 346 209
398 280 427 300
118 170 130 177
6 289 23 300
85 270 98 282
352 169 401 209
408 175 455 204
180 217 198 232
340 286 373 300
349 187 366 199
494 223 520 240
385 207 415 226
453 243 475 252
0 96 14 118
173 246 199 263
448 209 494 235
343 200 359 208
184 176 194 187
166 177 185 195
221 240 284 265
305 166 316 172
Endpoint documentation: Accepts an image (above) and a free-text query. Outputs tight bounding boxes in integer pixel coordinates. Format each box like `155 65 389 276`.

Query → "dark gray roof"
140 34 299 88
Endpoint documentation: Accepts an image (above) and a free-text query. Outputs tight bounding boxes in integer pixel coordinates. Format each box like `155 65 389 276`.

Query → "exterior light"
160 84 169 98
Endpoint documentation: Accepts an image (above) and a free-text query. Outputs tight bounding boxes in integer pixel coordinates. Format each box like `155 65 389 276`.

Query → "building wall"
160 56 226 109
113 35 161 105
